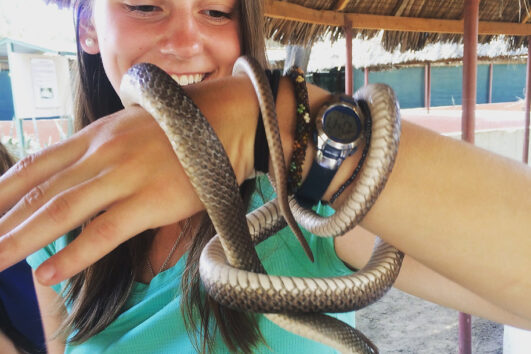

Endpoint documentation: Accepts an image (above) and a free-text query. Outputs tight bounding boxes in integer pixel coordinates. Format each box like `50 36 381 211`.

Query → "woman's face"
80 0 242 92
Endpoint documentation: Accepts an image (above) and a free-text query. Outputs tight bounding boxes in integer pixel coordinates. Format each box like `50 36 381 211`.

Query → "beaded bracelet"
329 100 372 204
286 66 312 194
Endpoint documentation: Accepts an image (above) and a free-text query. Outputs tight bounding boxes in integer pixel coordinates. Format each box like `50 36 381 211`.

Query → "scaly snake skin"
120 56 403 353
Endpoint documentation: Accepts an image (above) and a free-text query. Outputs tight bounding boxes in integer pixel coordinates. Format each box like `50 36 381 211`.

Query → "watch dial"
323 109 361 142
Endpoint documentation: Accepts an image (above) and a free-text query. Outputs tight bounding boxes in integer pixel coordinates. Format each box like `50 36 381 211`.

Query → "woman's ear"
79 11 100 55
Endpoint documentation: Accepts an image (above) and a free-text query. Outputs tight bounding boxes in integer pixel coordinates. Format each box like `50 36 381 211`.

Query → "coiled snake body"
120 56 403 353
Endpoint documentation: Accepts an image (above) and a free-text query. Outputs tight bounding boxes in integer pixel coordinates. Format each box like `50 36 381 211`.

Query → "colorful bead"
286 65 313 194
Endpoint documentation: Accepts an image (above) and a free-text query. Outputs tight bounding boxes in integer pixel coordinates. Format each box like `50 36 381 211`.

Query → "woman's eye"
125 5 162 14
203 9 231 20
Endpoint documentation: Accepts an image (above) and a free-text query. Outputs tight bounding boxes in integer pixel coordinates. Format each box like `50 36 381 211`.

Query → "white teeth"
170 73 205 86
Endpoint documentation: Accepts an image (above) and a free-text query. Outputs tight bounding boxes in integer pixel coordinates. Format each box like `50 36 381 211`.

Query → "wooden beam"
477 21 531 35
334 0 351 11
264 0 531 36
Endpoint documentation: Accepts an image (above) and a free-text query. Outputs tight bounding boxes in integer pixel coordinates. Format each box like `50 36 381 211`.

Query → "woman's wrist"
183 75 259 185
291 82 365 207
181 74 363 202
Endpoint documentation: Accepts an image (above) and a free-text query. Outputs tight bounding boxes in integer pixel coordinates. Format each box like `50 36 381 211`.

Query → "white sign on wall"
7 52 73 119
30 58 60 109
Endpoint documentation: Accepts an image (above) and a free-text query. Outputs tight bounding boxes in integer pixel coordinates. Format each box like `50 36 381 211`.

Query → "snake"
120 56 403 353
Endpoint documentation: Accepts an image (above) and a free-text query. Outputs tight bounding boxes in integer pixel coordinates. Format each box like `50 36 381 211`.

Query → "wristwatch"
295 94 365 208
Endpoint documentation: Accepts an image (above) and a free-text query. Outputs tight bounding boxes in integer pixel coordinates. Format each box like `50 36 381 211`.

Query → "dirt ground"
356 288 503 353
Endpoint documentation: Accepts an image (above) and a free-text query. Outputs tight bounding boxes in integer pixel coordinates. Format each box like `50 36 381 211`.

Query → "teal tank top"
27 177 355 353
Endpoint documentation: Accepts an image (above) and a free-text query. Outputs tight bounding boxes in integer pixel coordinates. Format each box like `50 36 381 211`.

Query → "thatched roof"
43 0 531 52
264 0 531 51
303 35 527 71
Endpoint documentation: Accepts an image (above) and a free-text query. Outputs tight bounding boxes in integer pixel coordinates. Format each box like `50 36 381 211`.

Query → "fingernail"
37 263 56 283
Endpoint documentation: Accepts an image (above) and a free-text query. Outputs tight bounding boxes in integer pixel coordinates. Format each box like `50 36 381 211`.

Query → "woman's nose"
160 16 203 59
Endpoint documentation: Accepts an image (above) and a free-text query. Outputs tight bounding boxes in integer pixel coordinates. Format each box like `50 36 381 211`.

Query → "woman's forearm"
2 72 529 313
155 78 531 321
342 121 531 319
244 78 531 320
336 227 531 329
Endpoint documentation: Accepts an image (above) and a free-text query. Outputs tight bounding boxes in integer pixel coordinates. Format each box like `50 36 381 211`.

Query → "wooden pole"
364 67 369 86
488 63 493 103
344 16 353 95
524 36 531 164
461 0 478 144
425 62 431 112
460 1 478 352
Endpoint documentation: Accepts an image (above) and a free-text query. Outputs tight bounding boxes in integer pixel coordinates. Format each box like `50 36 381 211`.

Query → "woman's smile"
170 73 207 86
81 0 241 92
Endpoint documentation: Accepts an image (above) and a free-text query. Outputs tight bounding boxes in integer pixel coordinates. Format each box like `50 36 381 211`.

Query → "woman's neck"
137 221 192 284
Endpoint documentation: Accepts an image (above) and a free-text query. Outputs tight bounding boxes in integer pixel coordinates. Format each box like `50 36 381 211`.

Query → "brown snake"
120 56 403 353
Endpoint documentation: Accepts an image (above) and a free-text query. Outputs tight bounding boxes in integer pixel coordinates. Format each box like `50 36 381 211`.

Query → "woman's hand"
0 106 202 285
0 75 264 287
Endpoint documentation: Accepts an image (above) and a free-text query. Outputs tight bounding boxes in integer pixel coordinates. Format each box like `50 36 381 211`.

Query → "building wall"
445 128 528 163
430 65 463 106
491 64 527 102
369 67 424 108
0 71 15 121
309 63 526 109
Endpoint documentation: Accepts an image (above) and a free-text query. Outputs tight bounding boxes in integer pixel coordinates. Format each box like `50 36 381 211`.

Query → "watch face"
323 106 361 142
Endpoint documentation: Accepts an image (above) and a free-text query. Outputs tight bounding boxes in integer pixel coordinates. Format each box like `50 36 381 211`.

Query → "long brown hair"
0 143 16 175
59 0 268 352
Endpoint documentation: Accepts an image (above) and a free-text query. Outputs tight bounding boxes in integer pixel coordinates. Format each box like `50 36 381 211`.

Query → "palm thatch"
304 35 527 71
265 0 531 51
43 0 531 52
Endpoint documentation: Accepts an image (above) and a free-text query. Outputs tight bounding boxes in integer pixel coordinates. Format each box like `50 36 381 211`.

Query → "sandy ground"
356 287 503 353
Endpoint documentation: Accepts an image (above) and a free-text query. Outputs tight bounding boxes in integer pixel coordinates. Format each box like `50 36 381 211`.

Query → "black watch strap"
294 160 337 208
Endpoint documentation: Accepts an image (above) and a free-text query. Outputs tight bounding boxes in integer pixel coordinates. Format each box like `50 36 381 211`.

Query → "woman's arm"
330 121 531 320
335 227 531 330
0 75 267 283
0 75 329 284
0 76 529 321
32 272 66 354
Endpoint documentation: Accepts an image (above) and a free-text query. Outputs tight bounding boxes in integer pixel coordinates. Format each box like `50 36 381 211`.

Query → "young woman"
0 0 529 352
